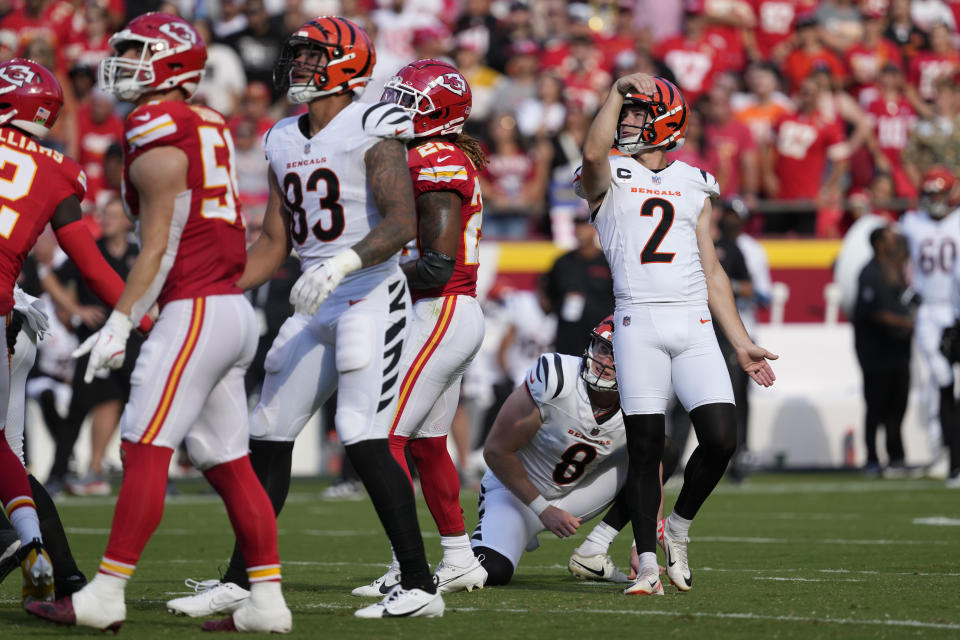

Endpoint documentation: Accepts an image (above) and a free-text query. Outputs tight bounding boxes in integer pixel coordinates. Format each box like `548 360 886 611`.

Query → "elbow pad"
414 248 455 289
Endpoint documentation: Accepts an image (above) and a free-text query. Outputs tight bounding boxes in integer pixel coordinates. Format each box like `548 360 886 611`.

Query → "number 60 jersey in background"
583 155 720 306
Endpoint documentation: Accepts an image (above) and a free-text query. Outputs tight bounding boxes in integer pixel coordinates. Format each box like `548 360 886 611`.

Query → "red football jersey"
122 101 245 307
908 52 960 101
655 35 718 104
865 96 916 166
407 140 482 302
749 0 818 58
0 127 86 313
772 112 844 200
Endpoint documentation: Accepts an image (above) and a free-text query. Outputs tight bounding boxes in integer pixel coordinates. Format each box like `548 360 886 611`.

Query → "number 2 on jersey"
0 146 38 239
640 197 675 264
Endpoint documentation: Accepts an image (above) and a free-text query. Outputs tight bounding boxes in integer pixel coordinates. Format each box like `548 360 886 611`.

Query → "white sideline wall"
743 323 937 468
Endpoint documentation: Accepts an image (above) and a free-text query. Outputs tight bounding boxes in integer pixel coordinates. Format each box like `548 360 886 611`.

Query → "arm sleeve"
54 221 152 333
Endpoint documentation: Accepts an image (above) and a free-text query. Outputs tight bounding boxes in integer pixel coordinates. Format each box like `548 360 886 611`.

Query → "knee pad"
336 315 373 373
473 546 514 586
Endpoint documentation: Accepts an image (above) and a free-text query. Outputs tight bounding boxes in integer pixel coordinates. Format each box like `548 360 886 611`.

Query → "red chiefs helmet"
381 59 472 137
98 12 206 102
616 76 688 154
920 166 958 219
274 16 375 103
0 58 63 138
581 315 617 392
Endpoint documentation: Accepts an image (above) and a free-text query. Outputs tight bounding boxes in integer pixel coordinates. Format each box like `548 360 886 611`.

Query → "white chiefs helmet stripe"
126 113 177 148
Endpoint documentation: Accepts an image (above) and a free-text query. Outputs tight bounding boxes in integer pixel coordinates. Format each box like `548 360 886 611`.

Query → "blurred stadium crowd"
6 0 960 241
4 0 960 492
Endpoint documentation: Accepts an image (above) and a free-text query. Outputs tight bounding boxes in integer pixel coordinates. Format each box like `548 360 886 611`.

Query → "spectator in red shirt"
702 84 760 202
908 22 960 101
74 89 124 210
656 6 721 104
229 81 276 141
480 114 546 238
554 35 612 115
670 104 715 172
782 13 847 94
763 76 848 233
0 0 74 73
745 0 819 63
846 8 904 103
864 63 925 197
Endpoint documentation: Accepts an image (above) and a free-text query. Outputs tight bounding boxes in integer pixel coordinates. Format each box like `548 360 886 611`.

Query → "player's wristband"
528 495 550 516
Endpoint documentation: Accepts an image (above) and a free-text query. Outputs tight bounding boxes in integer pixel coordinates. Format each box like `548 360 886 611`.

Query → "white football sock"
9 506 42 545
86 572 127 599
577 522 618 557
638 551 658 574
440 534 475 566
250 581 285 608
666 512 692 539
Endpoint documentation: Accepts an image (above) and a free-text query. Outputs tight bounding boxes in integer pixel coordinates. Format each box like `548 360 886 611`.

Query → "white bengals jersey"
264 101 415 295
900 208 960 305
517 353 626 500
583 156 719 305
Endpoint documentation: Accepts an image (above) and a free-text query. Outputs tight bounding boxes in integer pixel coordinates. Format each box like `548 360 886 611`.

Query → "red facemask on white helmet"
581 315 616 391
0 58 63 138
381 59 472 137
98 12 206 102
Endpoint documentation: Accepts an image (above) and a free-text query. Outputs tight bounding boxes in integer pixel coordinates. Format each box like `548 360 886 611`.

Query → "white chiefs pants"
389 295 484 440
4 325 36 465
120 295 257 469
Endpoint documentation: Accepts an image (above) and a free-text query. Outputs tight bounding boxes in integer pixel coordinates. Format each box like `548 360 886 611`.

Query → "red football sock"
99 441 173 578
0 432 40 541
389 433 413 486
204 456 281 583
408 436 464 535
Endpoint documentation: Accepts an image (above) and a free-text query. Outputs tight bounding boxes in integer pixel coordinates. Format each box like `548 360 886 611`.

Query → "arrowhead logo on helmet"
438 73 466 96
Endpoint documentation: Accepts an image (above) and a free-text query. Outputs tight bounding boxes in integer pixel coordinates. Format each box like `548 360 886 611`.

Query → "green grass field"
2 474 959 639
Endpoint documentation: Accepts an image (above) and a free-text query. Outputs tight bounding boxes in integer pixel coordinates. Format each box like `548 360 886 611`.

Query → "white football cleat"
623 567 664 596
166 578 250 617
567 547 630 583
660 528 692 591
354 585 444 618
433 557 487 594
946 473 960 489
351 563 401 597
202 597 292 633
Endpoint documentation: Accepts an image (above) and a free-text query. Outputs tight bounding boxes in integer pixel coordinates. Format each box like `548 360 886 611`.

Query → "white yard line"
300 602 960 630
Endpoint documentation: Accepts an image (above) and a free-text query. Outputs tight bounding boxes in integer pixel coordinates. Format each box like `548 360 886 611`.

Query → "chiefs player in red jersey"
349 59 490 596
0 57 152 606
25 13 291 633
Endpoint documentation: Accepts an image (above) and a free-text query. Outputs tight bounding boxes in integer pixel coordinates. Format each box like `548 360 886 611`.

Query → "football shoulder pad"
361 102 414 141
525 352 577 406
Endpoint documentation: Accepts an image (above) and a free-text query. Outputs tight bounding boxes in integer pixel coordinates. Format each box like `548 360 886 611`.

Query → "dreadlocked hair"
454 133 488 170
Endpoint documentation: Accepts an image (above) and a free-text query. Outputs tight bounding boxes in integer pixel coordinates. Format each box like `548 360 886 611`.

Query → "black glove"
6 309 24 355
